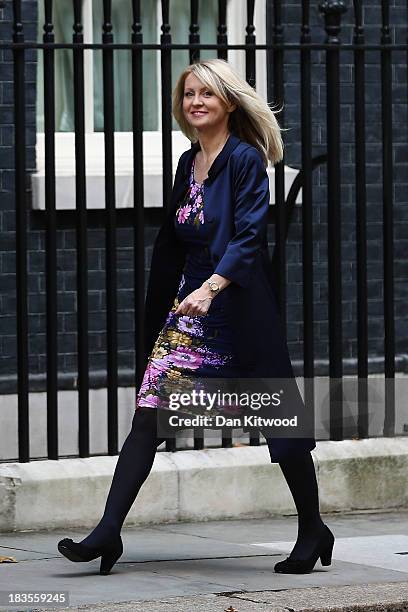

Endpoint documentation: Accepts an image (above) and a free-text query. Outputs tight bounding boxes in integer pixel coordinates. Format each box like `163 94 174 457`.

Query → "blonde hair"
172 58 284 166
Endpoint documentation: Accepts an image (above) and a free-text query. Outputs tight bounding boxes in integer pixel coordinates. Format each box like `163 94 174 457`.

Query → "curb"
1 437 408 532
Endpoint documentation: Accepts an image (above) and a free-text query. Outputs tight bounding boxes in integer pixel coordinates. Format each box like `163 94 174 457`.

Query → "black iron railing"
0 0 406 461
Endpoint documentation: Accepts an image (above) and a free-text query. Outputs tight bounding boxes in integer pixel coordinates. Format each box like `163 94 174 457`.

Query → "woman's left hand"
174 286 213 317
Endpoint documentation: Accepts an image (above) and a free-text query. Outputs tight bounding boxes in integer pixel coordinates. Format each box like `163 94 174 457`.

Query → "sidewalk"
0 510 408 611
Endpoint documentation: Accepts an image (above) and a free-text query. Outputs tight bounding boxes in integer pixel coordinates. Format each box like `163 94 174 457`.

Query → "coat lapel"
167 132 241 222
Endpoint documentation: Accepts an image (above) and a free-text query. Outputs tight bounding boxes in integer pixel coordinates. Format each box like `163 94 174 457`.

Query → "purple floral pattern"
175 158 205 228
136 279 235 411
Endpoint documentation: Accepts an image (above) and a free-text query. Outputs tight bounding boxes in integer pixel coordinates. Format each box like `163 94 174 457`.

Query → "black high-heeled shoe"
57 536 123 575
274 524 335 574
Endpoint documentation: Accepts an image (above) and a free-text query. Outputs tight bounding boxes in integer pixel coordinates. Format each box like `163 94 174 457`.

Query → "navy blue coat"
144 132 316 462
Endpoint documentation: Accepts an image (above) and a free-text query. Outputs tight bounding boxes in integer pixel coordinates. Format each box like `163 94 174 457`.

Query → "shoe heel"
100 550 121 575
320 544 333 566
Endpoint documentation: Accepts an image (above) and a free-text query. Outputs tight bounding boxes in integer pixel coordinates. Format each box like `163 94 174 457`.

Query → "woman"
58 59 334 576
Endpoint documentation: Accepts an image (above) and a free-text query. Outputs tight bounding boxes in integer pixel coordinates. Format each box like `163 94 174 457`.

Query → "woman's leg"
278 451 327 559
78 407 165 550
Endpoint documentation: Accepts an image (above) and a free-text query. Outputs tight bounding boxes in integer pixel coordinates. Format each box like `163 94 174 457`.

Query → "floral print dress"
136 155 242 418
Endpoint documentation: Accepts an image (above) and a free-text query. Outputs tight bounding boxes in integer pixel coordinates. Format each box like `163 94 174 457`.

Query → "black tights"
79 408 164 549
80 410 325 560
278 451 326 559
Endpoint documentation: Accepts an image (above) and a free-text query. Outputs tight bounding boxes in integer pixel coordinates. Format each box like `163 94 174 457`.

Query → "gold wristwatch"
206 279 220 296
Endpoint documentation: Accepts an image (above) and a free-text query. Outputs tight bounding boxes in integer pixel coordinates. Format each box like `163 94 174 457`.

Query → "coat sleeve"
213 147 270 289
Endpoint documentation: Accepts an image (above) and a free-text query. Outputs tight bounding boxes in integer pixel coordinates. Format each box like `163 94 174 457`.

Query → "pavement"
0 510 408 611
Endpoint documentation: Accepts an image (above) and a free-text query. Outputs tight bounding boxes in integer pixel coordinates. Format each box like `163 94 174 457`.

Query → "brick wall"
279 0 407 365
1 0 38 391
0 0 406 394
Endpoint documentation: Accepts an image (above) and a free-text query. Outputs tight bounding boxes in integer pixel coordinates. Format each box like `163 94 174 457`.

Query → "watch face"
208 280 219 292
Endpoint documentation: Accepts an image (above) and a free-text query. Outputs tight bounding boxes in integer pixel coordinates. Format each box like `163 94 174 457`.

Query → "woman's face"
182 72 234 134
